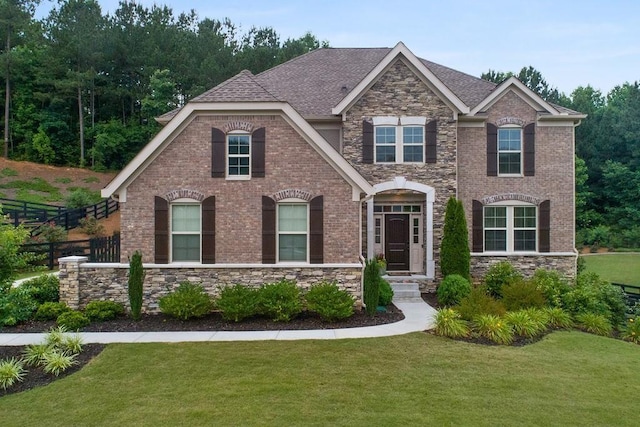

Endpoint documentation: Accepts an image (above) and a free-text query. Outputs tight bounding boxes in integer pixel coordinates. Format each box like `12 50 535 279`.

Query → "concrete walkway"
0 300 437 346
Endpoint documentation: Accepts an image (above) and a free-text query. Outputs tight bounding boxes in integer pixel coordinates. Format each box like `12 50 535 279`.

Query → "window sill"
226 176 251 181
496 174 524 178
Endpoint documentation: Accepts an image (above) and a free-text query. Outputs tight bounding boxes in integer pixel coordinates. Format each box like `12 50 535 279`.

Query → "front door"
385 214 410 271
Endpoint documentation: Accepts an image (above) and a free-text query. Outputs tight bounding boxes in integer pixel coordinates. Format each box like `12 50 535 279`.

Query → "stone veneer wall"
58 256 362 313
471 254 578 282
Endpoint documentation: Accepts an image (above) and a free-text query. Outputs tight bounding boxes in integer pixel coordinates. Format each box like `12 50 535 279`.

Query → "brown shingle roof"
192 69 280 102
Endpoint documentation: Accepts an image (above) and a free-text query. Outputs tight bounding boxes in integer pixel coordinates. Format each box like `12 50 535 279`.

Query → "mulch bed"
0 305 404 398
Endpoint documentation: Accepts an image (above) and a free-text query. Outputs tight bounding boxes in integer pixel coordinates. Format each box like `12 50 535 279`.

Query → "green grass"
0 332 638 426
0 167 18 177
82 176 100 184
54 177 72 184
0 178 62 203
582 253 640 286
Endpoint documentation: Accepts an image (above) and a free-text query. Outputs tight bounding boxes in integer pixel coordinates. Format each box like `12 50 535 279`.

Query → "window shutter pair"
212 127 265 177
262 195 324 264
471 199 550 253
486 122 535 176
154 196 216 264
361 120 437 163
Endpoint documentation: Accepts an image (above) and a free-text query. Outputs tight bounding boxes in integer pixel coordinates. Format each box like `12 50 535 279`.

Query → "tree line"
0 0 326 169
483 69 640 248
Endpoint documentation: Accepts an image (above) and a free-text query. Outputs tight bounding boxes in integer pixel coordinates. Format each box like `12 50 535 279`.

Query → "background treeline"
483 70 640 249
0 0 326 169
1 1 638 248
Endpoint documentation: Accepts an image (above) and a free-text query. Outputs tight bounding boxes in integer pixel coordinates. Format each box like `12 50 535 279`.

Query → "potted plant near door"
376 253 387 275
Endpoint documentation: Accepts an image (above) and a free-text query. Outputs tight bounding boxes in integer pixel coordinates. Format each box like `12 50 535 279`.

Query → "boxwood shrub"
305 282 354 321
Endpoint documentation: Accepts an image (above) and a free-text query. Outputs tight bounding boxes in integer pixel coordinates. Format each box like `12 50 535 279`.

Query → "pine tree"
363 258 380 315
440 197 471 280
128 251 145 320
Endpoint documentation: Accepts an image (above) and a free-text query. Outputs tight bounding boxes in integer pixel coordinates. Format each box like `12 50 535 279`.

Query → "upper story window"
171 203 201 262
498 127 522 175
227 132 251 178
373 116 426 164
484 204 536 252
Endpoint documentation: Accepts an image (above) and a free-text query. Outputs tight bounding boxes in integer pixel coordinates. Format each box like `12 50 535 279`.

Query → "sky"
36 0 640 96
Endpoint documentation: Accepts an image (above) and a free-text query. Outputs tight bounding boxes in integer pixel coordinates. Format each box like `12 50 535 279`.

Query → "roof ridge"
243 70 281 101
421 57 497 88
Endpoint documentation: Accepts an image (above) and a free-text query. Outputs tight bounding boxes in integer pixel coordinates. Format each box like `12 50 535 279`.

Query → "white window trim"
374 125 425 164
497 125 523 177
401 125 425 163
483 202 537 254
276 199 309 264
170 200 202 263
226 130 251 180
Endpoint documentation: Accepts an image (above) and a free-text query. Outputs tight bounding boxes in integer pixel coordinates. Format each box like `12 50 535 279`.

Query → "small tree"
440 197 470 280
128 251 145 320
0 208 33 293
363 258 380 315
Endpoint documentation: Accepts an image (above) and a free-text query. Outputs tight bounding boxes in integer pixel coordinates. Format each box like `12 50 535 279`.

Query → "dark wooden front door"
385 214 410 271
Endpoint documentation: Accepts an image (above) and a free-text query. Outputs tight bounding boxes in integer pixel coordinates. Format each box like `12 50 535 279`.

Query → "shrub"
543 307 574 329
0 287 39 326
531 269 570 308
35 302 71 320
216 284 260 322
128 251 145 321
440 197 470 279
575 312 612 336
84 300 125 321
473 314 514 345
257 280 303 322
378 279 394 306
38 222 68 243
65 188 100 209
56 311 90 330
455 286 506 321
483 261 522 298
0 358 26 390
621 317 640 344
42 351 77 376
305 282 355 322
563 273 627 326
504 310 547 338
434 308 470 338
79 216 105 236
159 282 213 320
437 274 471 307
501 279 547 311
18 274 60 304
363 258 380 315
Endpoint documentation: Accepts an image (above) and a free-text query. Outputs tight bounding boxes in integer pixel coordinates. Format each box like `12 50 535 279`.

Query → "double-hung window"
171 203 201 262
498 128 522 175
484 205 536 252
373 117 426 164
278 203 308 262
227 133 251 177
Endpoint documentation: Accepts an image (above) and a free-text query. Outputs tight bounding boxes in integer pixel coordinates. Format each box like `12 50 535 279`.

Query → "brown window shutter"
252 127 266 178
212 127 225 178
523 123 535 176
262 196 276 263
539 200 550 252
202 196 216 264
362 120 373 164
472 200 484 252
487 123 498 176
154 196 169 264
425 120 437 163
309 196 324 264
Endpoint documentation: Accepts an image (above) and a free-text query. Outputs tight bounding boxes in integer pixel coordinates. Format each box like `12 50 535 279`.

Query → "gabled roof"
332 42 469 115
102 102 375 202
192 70 280 102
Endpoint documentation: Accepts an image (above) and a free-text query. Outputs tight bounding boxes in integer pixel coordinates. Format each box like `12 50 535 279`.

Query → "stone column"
58 256 88 310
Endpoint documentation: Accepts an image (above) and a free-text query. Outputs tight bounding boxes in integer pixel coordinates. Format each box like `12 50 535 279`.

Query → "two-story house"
58 43 583 311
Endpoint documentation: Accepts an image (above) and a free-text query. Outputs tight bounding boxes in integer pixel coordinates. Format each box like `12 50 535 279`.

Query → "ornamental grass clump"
42 351 77 376
504 310 547 338
543 307 574 329
434 308 469 338
159 282 213 320
0 358 26 390
473 314 514 345
215 284 260 322
575 312 613 336
621 317 640 344
305 282 355 322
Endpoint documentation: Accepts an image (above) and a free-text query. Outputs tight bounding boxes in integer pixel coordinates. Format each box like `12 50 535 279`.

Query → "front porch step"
388 281 421 302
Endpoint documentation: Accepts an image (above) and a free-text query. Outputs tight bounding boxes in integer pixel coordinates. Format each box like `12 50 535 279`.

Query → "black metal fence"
20 233 121 270
613 282 640 305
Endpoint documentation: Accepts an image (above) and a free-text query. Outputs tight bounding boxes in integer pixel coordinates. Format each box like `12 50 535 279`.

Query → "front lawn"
1 332 638 426
582 253 640 286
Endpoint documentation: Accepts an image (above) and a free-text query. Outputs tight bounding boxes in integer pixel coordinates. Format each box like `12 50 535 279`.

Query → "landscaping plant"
483 261 522 298
434 308 470 338
504 310 546 338
621 317 640 344
563 272 627 326
18 275 60 304
84 300 125 321
159 282 213 320
363 258 380 315
0 358 26 390
378 278 394 306
500 278 547 311
35 302 71 321
531 268 570 308
472 314 514 345
543 307 574 329
215 284 260 322
128 250 145 321
575 312 613 336
305 282 355 321
0 287 39 326
56 311 90 330
257 280 303 322
440 197 470 279
42 351 77 377
437 274 471 306
455 286 506 321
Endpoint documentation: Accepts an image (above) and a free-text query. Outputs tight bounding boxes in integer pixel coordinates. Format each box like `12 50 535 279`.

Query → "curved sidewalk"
0 300 436 346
